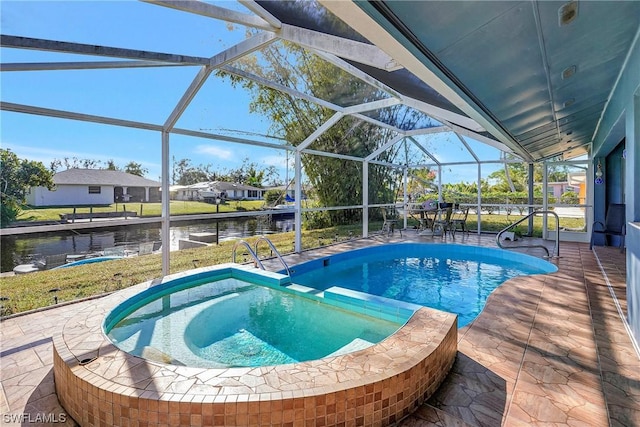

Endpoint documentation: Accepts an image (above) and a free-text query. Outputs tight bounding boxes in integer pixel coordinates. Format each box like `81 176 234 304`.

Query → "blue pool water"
105 269 402 368
288 243 557 327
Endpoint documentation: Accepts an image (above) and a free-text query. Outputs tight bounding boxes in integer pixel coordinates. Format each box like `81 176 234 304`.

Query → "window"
248 190 258 198
547 186 554 196
88 186 101 194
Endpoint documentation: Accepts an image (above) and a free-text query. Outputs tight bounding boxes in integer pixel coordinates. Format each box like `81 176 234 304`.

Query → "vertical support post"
363 161 369 238
477 163 482 234
294 149 302 253
403 167 408 229
542 161 549 239
528 163 534 236
161 131 170 277
437 165 442 203
216 201 219 245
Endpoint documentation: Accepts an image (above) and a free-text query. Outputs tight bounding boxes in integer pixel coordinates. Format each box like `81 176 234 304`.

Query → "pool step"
327 338 374 357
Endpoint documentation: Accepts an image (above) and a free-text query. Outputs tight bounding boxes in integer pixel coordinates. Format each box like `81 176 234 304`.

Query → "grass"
1 210 586 316
0 224 362 316
15 200 267 222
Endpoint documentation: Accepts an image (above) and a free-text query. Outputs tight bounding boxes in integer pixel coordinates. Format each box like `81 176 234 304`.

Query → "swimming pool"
104 267 403 368
288 243 557 327
56 261 458 427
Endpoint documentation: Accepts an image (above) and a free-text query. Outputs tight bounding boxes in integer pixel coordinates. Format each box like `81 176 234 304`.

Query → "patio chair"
432 203 454 237
450 205 470 236
381 207 402 237
590 203 625 252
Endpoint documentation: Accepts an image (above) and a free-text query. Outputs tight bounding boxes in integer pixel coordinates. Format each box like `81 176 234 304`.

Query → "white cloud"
194 144 233 160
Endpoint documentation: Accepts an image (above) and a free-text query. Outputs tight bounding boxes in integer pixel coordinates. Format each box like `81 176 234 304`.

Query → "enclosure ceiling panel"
256 1 472 119
336 0 640 161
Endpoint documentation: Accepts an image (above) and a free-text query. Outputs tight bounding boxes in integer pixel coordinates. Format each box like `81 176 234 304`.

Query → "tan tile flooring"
1 232 638 426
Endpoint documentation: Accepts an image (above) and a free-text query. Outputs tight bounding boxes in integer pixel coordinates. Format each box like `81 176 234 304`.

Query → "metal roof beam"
297 112 344 150
365 135 404 161
220 65 344 113
407 136 440 166
238 0 282 29
142 0 275 31
0 60 187 72
301 148 362 162
456 133 480 163
400 97 483 133
350 113 403 134
164 31 276 131
0 35 209 65
403 126 449 137
313 50 404 99
171 128 293 151
278 24 400 72
342 98 402 115
1 101 162 131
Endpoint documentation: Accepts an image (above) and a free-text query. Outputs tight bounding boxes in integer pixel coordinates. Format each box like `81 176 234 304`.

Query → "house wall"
591 32 640 348
27 185 114 206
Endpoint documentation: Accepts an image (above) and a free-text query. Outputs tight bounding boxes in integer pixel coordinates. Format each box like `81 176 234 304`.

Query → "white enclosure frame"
1 0 563 276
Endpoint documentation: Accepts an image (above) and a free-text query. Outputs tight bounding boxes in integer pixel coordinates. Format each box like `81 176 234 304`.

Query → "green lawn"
0 225 362 316
15 200 267 222
1 209 587 316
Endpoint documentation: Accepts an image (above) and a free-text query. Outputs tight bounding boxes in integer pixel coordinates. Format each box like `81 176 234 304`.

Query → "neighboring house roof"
53 169 160 187
210 181 263 192
185 182 214 190
170 181 265 192
182 181 264 192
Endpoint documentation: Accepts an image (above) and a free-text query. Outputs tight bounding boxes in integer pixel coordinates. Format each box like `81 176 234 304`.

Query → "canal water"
0 217 294 273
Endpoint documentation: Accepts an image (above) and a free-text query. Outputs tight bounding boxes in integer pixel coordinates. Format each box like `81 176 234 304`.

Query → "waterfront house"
171 181 265 202
26 169 161 206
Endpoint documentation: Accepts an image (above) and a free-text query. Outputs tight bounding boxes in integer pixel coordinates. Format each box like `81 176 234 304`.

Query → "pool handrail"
496 210 560 258
231 240 265 270
254 236 291 276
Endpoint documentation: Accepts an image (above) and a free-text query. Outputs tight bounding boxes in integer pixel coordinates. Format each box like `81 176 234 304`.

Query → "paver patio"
1 232 638 426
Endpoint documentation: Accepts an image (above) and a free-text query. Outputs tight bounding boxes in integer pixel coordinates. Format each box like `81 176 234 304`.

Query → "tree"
172 158 210 185
105 159 120 171
0 149 55 227
407 168 437 199
220 34 418 224
124 161 148 177
219 158 278 188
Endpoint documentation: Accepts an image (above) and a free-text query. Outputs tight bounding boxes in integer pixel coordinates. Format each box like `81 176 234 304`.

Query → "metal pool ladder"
231 237 291 276
496 210 560 258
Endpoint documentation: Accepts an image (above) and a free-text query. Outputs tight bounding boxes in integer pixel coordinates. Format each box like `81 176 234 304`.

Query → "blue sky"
1 0 502 185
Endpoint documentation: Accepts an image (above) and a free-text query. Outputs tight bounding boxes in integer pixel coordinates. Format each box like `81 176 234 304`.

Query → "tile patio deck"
1 232 638 426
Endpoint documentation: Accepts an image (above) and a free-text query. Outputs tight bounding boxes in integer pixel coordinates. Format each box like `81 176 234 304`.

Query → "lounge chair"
590 203 625 252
